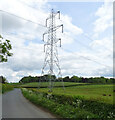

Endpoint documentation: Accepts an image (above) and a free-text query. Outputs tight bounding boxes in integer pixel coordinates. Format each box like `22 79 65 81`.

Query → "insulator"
43 34 44 41
59 38 61 47
46 19 47 27
62 24 63 33
52 9 54 13
44 44 45 52
57 11 60 19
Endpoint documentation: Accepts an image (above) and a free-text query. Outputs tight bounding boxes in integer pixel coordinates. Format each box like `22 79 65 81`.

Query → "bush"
51 94 115 119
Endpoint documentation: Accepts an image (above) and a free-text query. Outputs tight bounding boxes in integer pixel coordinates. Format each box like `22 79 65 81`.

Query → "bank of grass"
37 84 115 104
20 82 88 88
2 83 14 93
21 88 98 119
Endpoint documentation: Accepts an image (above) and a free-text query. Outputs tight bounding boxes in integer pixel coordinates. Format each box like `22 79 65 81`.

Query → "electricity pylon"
40 9 64 92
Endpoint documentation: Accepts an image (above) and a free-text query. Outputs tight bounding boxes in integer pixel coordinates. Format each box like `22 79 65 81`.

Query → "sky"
0 0 113 82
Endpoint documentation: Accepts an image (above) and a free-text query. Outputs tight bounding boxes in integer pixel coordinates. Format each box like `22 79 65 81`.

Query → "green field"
36 84 114 104
20 82 88 87
22 84 115 119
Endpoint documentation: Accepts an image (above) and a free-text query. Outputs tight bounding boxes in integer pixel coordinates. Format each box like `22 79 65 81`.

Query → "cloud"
90 37 113 51
2 35 44 71
0 0 113 83
93 2 113 37
61 14 83 36
0 0 84 82
56 14 83 44
2 13 24 31
92 67 113 77
87 1 113 78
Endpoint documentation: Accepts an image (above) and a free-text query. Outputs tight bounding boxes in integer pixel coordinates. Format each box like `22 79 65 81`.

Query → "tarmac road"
2 88 56 118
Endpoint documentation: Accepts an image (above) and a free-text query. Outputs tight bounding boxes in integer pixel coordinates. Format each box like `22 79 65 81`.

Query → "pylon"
40 9 64 92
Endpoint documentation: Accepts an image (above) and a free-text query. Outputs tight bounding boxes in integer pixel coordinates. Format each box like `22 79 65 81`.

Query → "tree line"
19 75 114 84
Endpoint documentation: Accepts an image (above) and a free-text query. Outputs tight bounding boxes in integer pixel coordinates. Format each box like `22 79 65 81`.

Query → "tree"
63 76 70 82
71 75 80 82
0 76 8 83
0 34 13 62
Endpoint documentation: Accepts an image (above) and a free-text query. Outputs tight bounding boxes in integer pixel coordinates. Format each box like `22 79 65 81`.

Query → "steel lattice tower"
40 9 64 92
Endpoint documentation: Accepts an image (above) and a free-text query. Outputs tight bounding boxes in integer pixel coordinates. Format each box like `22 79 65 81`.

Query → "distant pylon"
40 9 64 92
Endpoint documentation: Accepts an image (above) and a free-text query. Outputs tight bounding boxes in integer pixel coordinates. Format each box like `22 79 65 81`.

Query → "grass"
20 82 88 88
37 84 114 104
22 87 115 119
9 83 22 88
0 83 2 94
2 83 14 93
21 88 98 119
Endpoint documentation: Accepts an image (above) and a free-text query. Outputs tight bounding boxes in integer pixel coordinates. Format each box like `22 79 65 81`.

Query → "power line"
61 33 112 68
63 32 94 52
59 18 112 52
3 31 43 41
0 10 112 52
83 33 112 52
0 10 112 69
60 47 111 68
3 31 111 68
2 32 44 51
0 9 46 28
6 32 110 72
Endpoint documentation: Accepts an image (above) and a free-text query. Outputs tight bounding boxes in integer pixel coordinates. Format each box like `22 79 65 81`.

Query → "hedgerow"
22 88 104 119
30 88 115 119
2 84 14 93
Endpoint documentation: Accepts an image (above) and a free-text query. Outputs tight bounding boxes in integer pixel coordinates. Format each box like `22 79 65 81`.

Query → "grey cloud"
4 55 43 72
2 12 23 32
92 67 113 77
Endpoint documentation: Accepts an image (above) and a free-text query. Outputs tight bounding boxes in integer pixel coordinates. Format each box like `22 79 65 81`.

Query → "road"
2 88 56 118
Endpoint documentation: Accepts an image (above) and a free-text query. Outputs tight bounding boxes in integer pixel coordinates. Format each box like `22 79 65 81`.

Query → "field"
36 84 114 104
20 82 114 104
20 82 88 88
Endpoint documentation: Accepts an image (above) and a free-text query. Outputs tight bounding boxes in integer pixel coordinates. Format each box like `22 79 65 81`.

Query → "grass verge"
21 88 103 119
